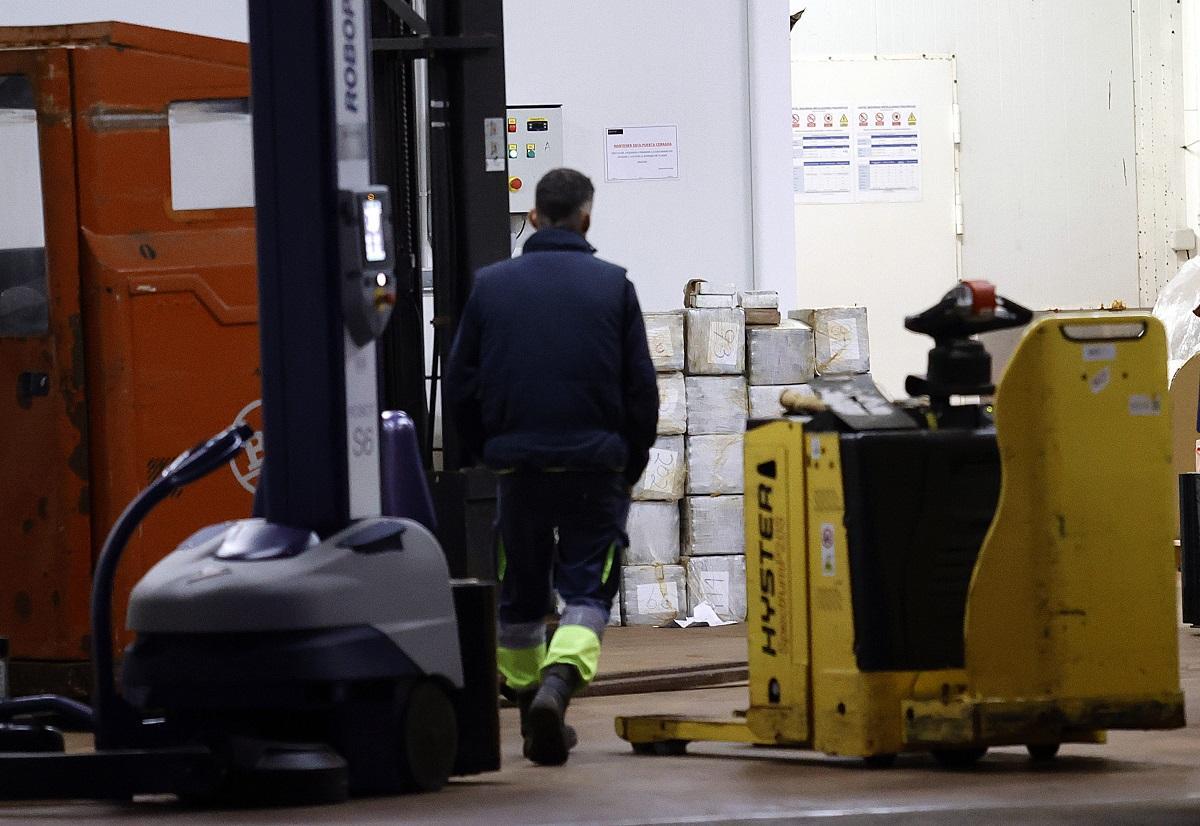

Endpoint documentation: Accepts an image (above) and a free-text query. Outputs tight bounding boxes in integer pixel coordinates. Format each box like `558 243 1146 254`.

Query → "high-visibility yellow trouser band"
497 642 546 691
544 623 602 686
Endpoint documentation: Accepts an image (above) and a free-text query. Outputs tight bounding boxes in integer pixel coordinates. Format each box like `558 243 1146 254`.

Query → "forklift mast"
372 0 510 578
373 0 510 472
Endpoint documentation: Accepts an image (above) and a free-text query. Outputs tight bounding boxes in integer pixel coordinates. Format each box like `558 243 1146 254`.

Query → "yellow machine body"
617 313 1184 760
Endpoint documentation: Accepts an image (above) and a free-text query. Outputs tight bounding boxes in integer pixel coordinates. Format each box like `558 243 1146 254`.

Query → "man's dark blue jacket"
446 227 659 486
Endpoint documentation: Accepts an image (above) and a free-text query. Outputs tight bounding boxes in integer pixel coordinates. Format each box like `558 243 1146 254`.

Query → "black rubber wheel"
931 747 988 768
397 680 459 793
631 739 687 756
862 753 897 769
1027 743 1060 762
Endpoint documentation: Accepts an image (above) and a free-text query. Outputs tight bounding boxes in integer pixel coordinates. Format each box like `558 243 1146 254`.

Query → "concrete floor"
2 625 1200 824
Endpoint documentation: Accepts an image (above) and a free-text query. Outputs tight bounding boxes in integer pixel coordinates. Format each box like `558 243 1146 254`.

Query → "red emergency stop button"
509 176 523 192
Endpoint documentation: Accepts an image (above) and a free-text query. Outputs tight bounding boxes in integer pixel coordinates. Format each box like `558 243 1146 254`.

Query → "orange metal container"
0 23 259 676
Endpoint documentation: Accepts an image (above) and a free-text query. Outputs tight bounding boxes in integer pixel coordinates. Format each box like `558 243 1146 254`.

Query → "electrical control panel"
506 105 563 213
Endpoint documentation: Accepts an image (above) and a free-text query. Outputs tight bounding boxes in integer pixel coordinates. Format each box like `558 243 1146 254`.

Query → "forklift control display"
340 187 397 346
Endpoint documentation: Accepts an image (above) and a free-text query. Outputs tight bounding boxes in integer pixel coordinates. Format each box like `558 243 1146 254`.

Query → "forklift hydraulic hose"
90 424 253 747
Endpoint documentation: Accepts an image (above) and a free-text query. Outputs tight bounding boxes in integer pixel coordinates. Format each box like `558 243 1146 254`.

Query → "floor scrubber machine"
0 0 499 805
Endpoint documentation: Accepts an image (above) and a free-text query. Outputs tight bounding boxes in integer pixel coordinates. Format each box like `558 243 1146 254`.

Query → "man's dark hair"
535 168 594 227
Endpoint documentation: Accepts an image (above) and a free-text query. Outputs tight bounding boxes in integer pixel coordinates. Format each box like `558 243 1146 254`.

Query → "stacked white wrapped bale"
625 501 681 565
686 434 743 495
644 311 685 373
789 307 870 375
685 376 747 435
746 320 816 386
738 290 779 309
656 372 686 435
632 435 685 501
620 564 687 626
682 495 744 556
747 384 818 421
739 290 782 326
685 308 746 375
685 555 747 622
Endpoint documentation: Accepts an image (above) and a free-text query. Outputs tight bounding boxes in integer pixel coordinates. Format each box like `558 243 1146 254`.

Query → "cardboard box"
657 372 687 435
685 376 747 435
747 383 817 421
632 435 685 501
686 434 744 495
644 311 685 373
789 307 870 375
682 495 744 556
747 320 816 386
625 501 681 565
621 564 687 626
685 554 747 622
686 308 746 375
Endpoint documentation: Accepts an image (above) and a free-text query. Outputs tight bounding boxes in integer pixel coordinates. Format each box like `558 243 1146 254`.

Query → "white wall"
0 0 247 41
503 0 794 311
790 0 1184 317
3 1 796 313
1183 0 1200 239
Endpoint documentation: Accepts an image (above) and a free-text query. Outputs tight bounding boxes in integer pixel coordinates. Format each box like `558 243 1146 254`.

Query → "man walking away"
446 168 658 765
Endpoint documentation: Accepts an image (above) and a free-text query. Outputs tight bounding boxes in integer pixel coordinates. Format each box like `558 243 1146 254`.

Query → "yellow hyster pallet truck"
618 281 1185 767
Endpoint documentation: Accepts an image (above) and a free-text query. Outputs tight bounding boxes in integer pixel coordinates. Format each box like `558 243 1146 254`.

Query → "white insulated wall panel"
791 1 1144 340
503 0 756 311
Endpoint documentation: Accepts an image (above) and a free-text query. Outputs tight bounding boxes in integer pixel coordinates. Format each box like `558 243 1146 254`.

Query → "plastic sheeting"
644 311 685 373
685 376 747 435
657 372 687 435
686 434 744 495
625 501 681 565
685 554 747 622
686 308 746 375
632 435 685 501
1153 258 1200 380
682 495 744 556
746 321 817 385
621 564 687 626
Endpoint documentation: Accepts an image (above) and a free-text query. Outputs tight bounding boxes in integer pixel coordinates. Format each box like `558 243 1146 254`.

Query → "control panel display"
506 105 563 213
361 197 386 262
339 187 397 346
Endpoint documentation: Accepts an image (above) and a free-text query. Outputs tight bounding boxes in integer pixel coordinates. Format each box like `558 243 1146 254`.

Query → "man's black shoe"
524 664 580 766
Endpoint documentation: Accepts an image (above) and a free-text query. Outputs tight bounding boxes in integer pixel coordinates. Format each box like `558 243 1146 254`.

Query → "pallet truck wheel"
632 740 687 756
931 747 988 768
862 753 897 769
397 680 458 793
1026 743 1060 762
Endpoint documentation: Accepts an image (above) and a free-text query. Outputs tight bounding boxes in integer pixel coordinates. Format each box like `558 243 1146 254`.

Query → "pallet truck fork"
618 281 1185 767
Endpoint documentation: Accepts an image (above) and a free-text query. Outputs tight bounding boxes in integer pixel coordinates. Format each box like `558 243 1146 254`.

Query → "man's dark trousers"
496 471 629 690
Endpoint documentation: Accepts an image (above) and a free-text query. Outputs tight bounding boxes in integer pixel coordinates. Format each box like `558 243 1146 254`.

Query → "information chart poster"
792 106 854 203
792 103 921 203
